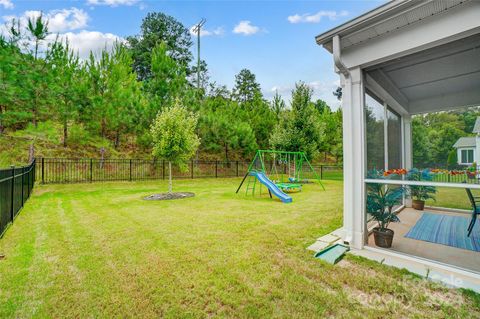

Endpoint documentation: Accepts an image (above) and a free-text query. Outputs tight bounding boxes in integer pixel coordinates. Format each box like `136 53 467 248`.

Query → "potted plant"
366 170 405 248
406 168 436 210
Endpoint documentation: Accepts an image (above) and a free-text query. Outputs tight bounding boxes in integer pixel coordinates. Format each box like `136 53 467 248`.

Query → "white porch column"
403 115 413 170
341 67 366 249
403 114 413 208
475 135 480 165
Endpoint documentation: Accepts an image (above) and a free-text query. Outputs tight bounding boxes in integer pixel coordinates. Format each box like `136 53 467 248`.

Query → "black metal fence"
0 160 36 237
37 158 343 184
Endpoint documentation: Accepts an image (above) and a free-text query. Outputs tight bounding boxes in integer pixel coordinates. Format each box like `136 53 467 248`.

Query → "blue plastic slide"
251 172 292 203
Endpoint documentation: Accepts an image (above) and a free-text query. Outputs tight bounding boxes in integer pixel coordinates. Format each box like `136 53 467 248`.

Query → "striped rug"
405 213 480 252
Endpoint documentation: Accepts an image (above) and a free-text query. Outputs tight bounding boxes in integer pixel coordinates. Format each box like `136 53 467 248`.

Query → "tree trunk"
34 41 39 60
63 120 68 147
32 103 37 128
114 130 120 149
101 118 106 138
168 161 172 194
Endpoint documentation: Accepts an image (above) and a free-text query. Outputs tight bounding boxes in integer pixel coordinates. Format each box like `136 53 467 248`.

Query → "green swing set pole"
236 151 259 194
302 153 325 190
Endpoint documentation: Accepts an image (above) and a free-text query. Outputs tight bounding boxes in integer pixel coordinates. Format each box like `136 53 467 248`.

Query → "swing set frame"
236 150 325 195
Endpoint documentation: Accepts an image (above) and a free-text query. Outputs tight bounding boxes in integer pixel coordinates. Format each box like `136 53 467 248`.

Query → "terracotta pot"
373 227 394 248
412 199 425 210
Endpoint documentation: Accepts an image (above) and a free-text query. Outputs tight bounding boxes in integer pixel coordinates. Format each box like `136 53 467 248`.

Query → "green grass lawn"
426 186 477 210
0 178 478 318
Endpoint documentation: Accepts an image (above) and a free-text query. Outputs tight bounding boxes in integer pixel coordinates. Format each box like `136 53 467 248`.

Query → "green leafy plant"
150 99 200 193
366 170 404 231
406 168 436 202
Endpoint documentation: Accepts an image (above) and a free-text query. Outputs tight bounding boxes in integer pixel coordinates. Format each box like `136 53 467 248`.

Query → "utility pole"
192 18 206 163
192 18 206 92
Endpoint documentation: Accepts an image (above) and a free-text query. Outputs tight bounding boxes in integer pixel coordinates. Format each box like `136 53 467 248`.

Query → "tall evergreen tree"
127 12 193 80
232 69 262 105
270 82 325 159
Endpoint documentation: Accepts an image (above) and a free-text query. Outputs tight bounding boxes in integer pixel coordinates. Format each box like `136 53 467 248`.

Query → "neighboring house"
453 117 480 165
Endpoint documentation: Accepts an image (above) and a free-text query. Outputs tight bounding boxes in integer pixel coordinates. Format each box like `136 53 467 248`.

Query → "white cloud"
287 10 348 24
233 20 260 36
2 8 89 33
1 8 122 59
46 8 89 32
0 0 13 9
86 0 139 6
189 26 224 37
50 30 124 59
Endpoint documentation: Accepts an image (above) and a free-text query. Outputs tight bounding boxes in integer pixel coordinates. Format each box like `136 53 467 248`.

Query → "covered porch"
316 0 480 283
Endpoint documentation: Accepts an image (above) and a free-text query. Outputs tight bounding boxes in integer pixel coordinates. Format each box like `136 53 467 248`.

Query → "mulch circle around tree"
143 192 195 201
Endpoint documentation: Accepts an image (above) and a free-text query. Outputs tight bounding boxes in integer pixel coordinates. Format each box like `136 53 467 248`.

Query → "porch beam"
365 73 409 115
409 88 480 114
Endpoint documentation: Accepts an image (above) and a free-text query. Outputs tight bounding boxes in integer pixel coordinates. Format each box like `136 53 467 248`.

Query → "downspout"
333 34 353 245
332 35 350 78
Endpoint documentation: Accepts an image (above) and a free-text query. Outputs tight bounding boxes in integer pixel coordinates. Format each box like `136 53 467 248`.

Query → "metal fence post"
21 166 25 207
90 159 93 182
191 160 194 179
10 166 15 222
41 157 45 184
215 161 218 178
129 159 132 181
236 161 239 177
320 165 324 180
27 163 31 197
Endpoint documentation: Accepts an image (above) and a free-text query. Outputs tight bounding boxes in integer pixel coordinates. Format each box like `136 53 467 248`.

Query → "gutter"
315 0 411 46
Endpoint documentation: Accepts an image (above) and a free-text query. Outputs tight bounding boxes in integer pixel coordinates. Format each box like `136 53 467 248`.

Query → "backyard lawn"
0 178 478 318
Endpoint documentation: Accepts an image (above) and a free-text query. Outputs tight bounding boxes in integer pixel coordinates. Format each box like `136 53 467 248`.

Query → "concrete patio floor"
367 208 480 273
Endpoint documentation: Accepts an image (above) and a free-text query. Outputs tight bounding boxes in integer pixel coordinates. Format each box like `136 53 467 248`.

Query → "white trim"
459 148 475 165
365 178 480 189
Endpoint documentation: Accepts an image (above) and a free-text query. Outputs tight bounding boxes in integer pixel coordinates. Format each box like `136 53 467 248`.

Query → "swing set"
236 150 325 199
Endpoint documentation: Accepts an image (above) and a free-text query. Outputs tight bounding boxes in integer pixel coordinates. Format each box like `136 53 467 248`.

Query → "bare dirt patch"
143 192 195 201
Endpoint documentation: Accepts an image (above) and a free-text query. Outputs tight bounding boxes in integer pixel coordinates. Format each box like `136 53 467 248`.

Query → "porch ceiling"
366 33 480 114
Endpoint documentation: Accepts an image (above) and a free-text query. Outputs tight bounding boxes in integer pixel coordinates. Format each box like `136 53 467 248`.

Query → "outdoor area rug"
405 212 480 252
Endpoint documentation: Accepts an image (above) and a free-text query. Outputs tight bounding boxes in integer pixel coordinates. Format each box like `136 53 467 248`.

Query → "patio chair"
464 183 480 237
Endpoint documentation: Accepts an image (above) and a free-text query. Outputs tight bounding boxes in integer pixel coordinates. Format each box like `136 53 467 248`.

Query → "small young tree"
150 99 200 193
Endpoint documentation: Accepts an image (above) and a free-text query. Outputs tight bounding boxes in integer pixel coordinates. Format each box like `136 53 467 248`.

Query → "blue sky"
0 0 383 107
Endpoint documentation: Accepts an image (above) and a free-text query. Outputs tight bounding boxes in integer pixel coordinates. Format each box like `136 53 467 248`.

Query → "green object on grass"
276 183 302 192
314 243 350 264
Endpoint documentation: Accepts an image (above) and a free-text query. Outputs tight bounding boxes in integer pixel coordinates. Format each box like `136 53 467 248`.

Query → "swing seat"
276 183 302 193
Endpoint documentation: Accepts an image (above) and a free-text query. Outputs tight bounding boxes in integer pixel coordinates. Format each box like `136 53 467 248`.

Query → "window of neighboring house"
461 149 474 164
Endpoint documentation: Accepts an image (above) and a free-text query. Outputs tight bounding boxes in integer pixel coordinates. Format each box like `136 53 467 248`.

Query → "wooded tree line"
412 109 480 168
0 12 342 162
